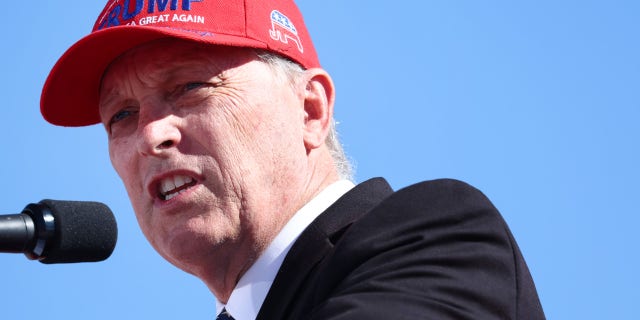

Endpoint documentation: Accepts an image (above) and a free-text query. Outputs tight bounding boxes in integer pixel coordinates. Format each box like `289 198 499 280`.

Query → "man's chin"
159 228 228 267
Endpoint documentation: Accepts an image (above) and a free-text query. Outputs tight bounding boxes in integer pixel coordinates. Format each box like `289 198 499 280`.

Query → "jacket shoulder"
307 178 545 319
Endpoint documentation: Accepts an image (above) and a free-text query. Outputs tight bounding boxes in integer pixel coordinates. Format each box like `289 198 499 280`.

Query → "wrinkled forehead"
106 39 257 77
98 39 263 111
100 39 263 93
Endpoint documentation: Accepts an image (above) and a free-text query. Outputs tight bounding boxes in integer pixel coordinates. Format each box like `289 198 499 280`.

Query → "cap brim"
41 26 268 127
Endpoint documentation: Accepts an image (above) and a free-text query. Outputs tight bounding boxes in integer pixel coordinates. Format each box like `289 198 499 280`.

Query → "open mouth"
157 175 198 201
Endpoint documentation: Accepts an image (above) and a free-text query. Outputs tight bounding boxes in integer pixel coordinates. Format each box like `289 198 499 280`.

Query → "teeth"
164 189 185 201
174 175 186 190
159 175 195 200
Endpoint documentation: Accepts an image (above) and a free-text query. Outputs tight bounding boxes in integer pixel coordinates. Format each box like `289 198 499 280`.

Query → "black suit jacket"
257 178 545 319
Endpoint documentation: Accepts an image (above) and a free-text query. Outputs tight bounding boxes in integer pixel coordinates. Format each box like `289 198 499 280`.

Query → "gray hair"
255 51 354 181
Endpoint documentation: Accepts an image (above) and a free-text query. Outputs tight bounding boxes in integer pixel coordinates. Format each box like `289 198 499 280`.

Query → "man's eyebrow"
164 61 225 83
98 86 123 116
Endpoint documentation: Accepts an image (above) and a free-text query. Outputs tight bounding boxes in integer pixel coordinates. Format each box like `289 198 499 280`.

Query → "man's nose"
138 114 181 157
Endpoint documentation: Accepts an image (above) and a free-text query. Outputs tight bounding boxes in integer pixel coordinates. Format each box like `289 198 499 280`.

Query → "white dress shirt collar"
216 180 355 320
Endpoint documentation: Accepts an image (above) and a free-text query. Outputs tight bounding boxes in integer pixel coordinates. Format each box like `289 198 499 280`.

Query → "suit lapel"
257 178 393 319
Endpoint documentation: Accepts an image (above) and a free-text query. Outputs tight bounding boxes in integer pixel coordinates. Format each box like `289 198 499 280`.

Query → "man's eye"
184 82 207 91
110 109 136 125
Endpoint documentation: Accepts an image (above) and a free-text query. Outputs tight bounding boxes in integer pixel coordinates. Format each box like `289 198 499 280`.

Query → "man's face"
98 39 309 275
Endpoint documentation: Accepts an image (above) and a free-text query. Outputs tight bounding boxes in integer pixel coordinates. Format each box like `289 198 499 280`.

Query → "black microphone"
0 200 117 264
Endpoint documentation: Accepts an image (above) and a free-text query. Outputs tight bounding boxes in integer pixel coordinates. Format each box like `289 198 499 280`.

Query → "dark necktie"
216 308 235 320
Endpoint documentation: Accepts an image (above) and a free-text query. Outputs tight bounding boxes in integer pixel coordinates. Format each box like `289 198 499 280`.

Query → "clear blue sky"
2 1 638 319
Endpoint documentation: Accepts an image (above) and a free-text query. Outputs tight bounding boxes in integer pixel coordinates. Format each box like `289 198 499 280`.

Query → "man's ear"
302 68 335 151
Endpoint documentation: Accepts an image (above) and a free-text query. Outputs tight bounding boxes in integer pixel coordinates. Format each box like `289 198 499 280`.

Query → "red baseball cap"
41 0 320 127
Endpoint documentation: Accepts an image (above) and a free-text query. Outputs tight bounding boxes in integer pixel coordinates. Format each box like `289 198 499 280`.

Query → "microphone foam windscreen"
38 200 117 264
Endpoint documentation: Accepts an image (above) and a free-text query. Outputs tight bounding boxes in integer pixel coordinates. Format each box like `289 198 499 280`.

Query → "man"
40 0 545 319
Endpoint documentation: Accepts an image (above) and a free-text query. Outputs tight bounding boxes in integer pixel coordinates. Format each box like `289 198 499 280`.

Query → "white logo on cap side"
269 10 304 53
